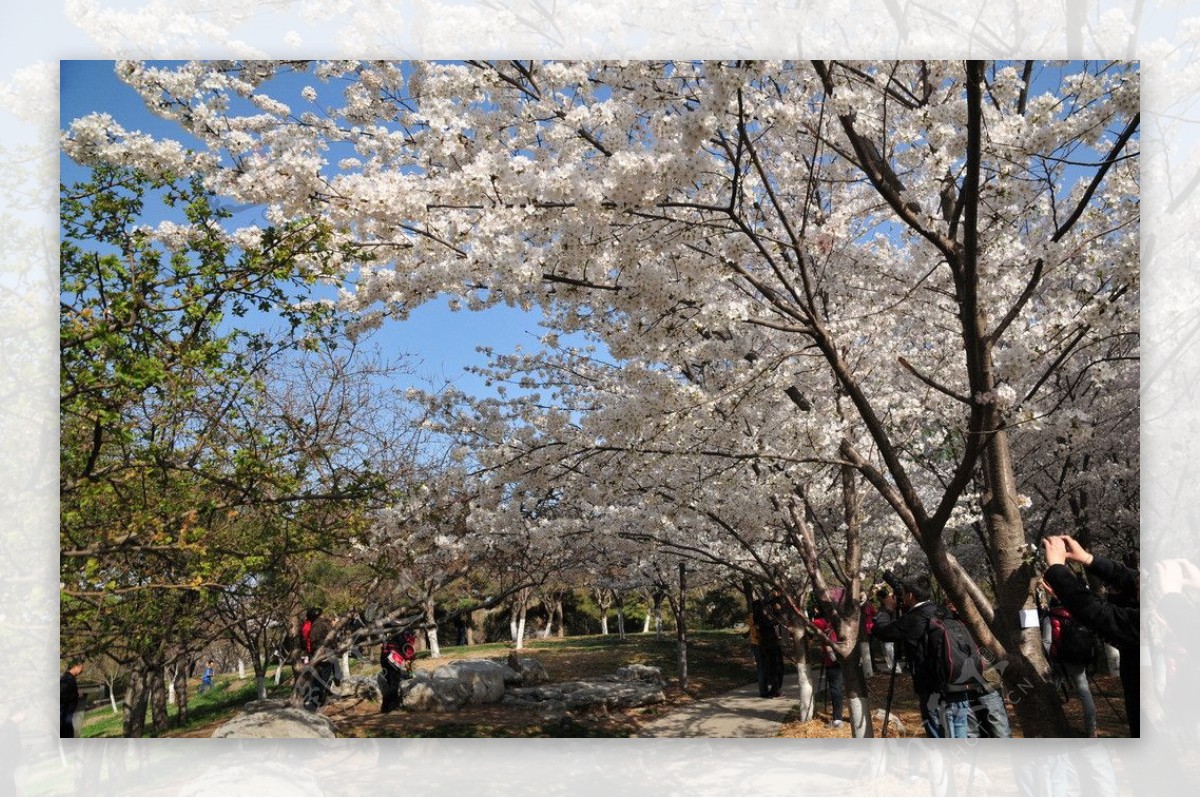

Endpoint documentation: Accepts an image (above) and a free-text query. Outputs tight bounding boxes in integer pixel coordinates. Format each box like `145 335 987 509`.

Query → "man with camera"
1042 534 1139 736
871 572 974 737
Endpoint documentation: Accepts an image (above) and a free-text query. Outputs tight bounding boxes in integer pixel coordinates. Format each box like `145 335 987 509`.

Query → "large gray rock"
506 685 568 702
505 652 550 686
432 659 514 704
399 661 662 715
615 664 663 683
873 708 907 736
401 675 472 712
335 675 382 703
537 699 568 723
563 680 665 710
211 701 337 738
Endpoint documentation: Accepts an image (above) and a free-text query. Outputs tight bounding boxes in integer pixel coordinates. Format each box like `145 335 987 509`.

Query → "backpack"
381 631 417 671
1048 607 1095 666
924 610 986 694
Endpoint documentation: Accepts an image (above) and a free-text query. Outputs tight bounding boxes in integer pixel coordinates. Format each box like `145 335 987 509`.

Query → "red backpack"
1048 606 1095 666
382 631 417 671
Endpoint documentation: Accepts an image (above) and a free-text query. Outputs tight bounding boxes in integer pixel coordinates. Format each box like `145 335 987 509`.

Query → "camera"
881 570 906 598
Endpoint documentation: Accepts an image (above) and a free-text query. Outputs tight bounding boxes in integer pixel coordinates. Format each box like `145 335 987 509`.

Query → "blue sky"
60 60 554 400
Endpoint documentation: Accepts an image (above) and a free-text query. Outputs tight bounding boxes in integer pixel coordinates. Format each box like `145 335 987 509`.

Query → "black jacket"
871 601 941 694
1045 555 1139 736
60 671 80 716
303 617 333 655
1043 557 1137 651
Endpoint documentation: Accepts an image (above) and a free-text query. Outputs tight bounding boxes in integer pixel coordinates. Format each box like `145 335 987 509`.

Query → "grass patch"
83 675 292 738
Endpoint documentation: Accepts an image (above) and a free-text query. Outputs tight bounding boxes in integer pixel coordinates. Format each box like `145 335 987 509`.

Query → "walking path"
639 674 799 737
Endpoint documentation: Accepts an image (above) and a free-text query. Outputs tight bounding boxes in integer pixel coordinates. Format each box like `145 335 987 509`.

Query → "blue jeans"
1061 662 1097 736
969 689 1012 738
826 663 844 722
922 691 972 738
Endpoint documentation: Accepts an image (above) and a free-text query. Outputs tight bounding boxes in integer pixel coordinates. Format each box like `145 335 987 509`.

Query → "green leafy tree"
59 164 381 735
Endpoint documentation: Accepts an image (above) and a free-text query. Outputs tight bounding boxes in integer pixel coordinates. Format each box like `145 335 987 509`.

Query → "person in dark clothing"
871 574 972 738
299 607 336 711
59 662 84 738
379 628 416 712
746 602 769 697
1043 535 1139 737
452 617 465 646
1040 581 1098 737
754 598 785 697
811 609 845 728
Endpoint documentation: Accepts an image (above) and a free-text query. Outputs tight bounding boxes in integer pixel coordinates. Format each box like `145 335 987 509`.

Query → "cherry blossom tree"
64 59 1139 736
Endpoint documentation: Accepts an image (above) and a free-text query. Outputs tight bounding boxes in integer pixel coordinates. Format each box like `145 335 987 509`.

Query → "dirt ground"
324 666 1130 739
167 642 1131 739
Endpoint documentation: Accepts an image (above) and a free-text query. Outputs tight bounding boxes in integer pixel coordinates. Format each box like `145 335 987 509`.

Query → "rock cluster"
502 662 666 721
395 657 666 716
336 675 383 703
211 699 337 738
211 658 666 737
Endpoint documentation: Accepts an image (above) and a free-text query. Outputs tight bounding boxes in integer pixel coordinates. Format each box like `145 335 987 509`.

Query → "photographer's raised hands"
1042 535 1096 569
1040 533 1140 736
1043 536 1068 567
1060 535 1095 566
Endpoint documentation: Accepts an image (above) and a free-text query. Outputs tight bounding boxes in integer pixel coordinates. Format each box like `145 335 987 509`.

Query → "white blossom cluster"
61 59 1140 603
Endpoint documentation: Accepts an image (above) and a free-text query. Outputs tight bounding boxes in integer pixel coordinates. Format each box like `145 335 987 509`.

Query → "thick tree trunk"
654 592 665 641
595 588 613 635
512 604 527 650
148 668 169 734
424 599 441 658
253 658 269 700
173 668 189 727
979 425 1070 737
789 624 815 722
553 599 565 639
470 608 489 646
426 624 442 658
122 667 148 738
676 564 688 690
842 643 873 738
859 641 874 678
946 61 1068 738
617 607 627 641
248 652 270 696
